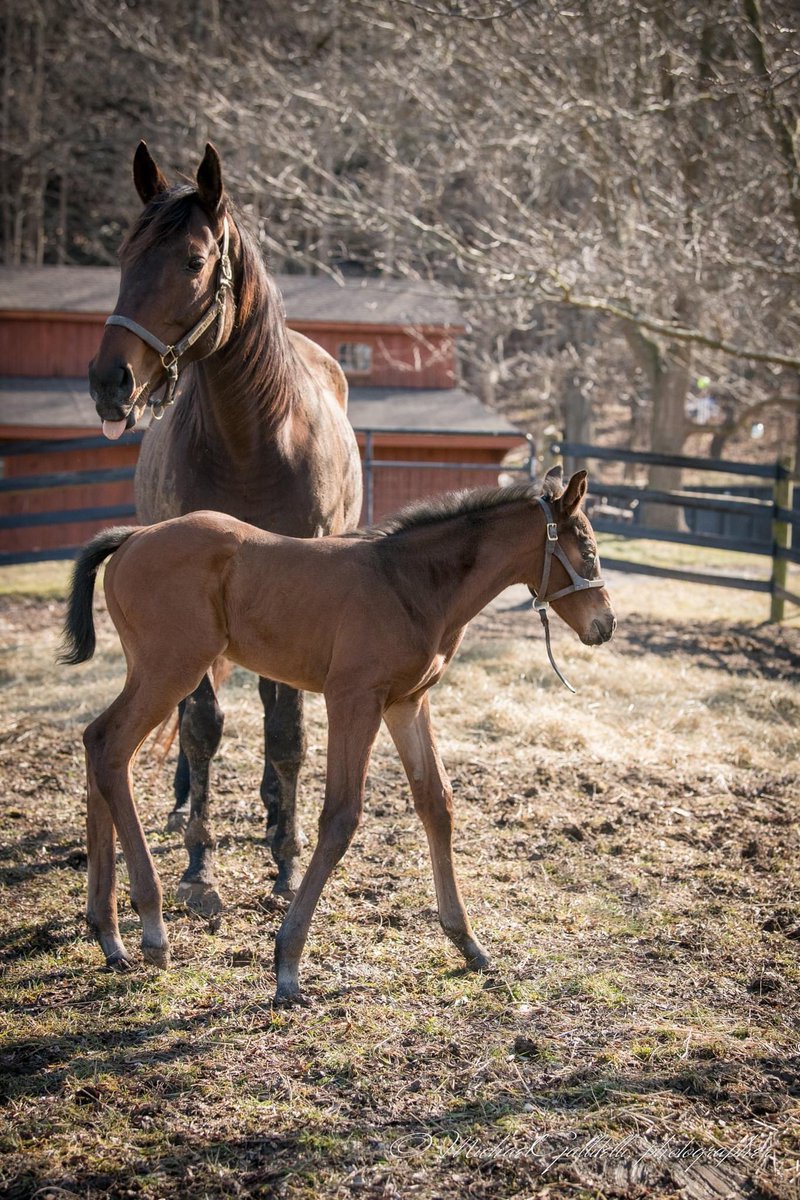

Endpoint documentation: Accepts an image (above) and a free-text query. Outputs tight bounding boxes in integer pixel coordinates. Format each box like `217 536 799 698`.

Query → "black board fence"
0 429 535 566
552 440 799 622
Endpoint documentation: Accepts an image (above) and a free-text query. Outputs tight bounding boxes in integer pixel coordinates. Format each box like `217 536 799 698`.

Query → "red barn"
0 268 526 561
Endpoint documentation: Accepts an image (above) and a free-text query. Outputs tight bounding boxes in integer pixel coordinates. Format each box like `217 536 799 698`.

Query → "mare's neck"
189 249 300 462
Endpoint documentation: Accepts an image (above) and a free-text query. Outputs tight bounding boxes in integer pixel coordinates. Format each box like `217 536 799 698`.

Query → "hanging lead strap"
534 600 576 694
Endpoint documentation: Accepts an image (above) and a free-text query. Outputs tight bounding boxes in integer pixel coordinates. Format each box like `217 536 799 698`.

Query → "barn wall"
0 315 105 378
0 314 457 389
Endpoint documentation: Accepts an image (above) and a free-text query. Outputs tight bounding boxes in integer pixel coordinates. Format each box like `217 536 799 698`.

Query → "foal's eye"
186 255 205 274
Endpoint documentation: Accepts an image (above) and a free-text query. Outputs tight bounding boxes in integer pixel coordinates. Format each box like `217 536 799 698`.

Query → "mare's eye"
584 551 597 571
186 255 205 274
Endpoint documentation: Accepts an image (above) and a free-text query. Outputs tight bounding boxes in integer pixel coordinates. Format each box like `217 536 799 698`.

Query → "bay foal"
62 468 615 1005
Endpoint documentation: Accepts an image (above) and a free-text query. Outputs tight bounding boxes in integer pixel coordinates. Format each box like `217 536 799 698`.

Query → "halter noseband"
105 216 233 420
530 495 606 694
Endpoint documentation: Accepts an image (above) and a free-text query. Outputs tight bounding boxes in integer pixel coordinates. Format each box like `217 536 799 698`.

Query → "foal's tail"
58 527 138 665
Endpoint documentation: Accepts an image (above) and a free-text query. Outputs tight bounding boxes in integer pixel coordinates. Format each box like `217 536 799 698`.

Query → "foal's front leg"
384 695 489 970
273 693 383 1005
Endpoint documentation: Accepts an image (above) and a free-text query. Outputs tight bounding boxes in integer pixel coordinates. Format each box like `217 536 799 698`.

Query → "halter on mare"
105 217 233 420
530 495 607 693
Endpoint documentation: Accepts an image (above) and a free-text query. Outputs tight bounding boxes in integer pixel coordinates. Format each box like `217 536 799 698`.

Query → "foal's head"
529 466 616 647
89 142 238 435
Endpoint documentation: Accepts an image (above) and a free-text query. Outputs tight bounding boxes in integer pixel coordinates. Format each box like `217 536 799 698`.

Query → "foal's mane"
120 185 297 429
365 480 560 540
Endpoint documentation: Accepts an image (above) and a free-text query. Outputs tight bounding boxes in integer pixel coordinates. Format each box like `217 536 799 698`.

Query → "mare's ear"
562 470 588 516
544 464 563 487
196 143 226 221
133 141 169 205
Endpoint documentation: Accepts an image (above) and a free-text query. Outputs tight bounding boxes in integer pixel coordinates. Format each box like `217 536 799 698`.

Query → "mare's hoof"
273 985 310 1008
166 807 189 834
266 824 309 849
104 952 133 972
142 942 170 970
176 878 223 917
271 875 300 901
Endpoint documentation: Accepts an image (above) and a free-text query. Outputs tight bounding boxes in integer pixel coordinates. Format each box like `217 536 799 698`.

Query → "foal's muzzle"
583 613 617 646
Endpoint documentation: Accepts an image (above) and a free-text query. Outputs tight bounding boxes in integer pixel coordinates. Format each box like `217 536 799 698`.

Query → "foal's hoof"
142 942 171 970
104 952 133 972
166 807 189 834
176 878 223 917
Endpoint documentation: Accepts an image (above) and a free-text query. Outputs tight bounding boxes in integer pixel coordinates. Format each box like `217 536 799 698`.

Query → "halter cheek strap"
105 217 233 419
530 495 607 694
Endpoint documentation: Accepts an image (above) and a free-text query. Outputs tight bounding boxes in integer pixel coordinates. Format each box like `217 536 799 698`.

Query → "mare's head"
88 142 238 438
529 465 616 647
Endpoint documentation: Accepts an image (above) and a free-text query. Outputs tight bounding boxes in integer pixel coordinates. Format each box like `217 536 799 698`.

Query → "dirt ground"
0 570 799 1200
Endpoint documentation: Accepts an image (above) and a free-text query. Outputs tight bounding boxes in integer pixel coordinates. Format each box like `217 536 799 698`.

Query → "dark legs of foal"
169 674 306 913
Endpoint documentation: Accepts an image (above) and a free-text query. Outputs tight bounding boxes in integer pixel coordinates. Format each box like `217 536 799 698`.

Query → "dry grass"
0 562 799 1200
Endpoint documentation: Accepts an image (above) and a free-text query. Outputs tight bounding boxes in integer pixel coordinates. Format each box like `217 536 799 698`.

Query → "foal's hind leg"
84 682 181 969
260 681 307 898
384 696 489 970
175 672 225 917
86 768 128 968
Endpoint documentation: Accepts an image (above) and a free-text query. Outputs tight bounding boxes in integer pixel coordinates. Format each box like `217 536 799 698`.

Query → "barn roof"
0 378 521 437
0 267 464 329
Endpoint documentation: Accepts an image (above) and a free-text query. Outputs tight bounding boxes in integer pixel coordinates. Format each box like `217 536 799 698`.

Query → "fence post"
525 433 537 481
363 429 374 525
770 453 795 623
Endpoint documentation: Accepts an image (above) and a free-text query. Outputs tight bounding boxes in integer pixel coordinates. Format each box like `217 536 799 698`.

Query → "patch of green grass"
0 559 72 598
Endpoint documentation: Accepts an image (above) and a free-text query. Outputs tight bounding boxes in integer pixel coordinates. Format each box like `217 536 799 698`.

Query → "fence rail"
551 439 797 621
2 431 795 621
0 428 534 567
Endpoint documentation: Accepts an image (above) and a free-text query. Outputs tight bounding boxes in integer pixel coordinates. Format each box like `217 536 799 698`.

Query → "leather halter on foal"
530 495 606 693
105 217 233 419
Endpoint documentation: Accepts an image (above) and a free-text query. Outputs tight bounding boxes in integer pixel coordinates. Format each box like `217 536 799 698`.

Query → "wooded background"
2 0 798 496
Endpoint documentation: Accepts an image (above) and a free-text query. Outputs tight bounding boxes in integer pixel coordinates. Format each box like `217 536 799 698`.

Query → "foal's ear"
544 464 563 485
196 143 226 220
562 470 588 516
133 141 169 205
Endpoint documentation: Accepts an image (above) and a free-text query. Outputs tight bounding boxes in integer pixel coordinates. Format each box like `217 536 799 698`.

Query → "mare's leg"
84 681 182 969
258 677 280 834
384 695 489 970
273 692 383 1005
166 698 190 832
260 681 306 898
175 672 225 917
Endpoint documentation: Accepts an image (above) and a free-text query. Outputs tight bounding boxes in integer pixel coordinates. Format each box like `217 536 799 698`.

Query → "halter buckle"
161 347 179 371
546 522 558 542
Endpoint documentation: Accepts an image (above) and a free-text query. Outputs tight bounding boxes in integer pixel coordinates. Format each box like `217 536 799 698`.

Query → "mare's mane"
119 185 297 428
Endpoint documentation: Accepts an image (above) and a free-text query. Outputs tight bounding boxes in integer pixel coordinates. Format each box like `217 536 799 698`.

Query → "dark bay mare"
87 142 362 911
61 468 616 1005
